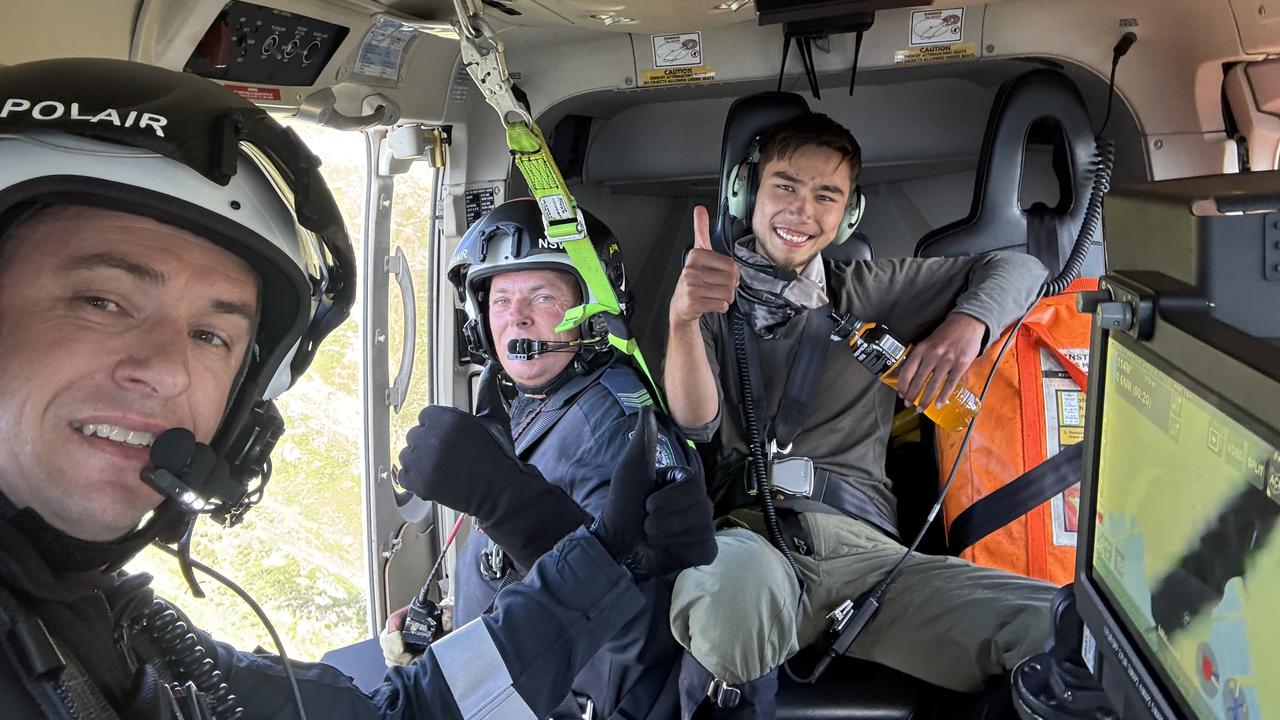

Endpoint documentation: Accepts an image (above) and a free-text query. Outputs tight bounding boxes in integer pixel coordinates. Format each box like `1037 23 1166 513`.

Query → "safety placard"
352 16 418 86
651 32 703 68
893 42 977 66
223 84 282 102
1041 347 1089 547
910 7 964 46
464 186 498 228
641 65 716 87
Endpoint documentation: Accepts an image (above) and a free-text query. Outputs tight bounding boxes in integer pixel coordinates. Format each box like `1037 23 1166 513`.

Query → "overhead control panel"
185 1 349 87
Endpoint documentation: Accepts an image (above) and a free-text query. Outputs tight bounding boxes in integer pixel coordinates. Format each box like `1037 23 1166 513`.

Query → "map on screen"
1092 338 1280 719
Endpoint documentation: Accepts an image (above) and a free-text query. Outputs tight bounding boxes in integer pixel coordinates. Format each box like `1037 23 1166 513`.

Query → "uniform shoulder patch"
626 428 679 468
599 367 654 415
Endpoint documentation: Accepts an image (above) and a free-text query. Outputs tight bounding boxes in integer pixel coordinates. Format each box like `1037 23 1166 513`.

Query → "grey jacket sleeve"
831 252 1048 348
212 526 645 719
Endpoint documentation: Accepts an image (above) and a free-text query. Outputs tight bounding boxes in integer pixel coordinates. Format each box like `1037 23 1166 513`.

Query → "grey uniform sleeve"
211 526 644 720
833 252 1048 348
673 313 725 443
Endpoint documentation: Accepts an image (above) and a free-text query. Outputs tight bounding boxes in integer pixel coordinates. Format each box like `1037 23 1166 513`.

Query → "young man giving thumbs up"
662 112 1055 718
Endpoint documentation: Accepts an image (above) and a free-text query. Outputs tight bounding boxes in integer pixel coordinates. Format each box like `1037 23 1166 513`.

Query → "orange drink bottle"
845 321 980 432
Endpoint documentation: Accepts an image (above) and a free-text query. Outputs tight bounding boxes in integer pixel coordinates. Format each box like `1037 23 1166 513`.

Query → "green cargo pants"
669 511 1057 692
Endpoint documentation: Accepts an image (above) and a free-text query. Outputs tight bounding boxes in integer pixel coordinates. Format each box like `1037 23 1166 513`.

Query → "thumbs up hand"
591 407 717 581
669 205 740 328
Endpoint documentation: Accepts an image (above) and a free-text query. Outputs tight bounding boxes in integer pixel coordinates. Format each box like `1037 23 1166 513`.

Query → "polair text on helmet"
0 98 168 138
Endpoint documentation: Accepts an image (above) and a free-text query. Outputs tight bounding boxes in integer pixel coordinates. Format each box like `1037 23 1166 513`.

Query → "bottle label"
851 325 906 376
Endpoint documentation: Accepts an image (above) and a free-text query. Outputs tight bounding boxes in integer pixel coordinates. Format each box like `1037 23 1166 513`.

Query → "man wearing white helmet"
0 58 715 719
385 199 702 719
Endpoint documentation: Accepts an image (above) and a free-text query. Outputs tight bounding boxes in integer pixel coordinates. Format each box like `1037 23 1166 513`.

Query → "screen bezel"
1076 328 1280 719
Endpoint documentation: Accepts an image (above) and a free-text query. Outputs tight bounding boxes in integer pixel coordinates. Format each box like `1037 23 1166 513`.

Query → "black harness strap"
0 585 123 720
736 302 835 451
513 407 571 456
772 302 835 449
511 362 611 456
946 442 1085 555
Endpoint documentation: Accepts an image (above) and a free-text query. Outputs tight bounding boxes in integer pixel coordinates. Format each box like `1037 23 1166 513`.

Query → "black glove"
592 407 718 580
398 405 590 570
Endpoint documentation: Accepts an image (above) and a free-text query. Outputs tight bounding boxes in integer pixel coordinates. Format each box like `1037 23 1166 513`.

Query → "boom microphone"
142 428 243 513
506 337 579 360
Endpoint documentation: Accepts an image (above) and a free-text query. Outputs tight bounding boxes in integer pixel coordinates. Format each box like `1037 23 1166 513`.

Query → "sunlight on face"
0 206 258 541
750 144 854 272
487 269 582 389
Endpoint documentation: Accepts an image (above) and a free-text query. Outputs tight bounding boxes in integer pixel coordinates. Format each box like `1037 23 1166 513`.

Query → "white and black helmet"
448 198 628 363
0 58 355 526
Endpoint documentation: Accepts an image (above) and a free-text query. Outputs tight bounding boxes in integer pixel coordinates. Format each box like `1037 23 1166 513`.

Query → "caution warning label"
641 65 716 87
893 42 977 66
223 84 282 102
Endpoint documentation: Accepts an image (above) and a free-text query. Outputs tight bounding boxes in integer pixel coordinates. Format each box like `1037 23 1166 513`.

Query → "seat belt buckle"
706 677 742 708
771 456 815 497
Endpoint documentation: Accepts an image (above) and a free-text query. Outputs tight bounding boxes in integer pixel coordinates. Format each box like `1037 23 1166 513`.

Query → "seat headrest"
712 91 872 263
712 92 809 253
821 230 873 263
915 69 1103 278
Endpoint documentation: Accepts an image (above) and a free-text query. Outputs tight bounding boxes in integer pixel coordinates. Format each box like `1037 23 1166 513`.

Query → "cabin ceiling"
374 0 994 34
378 0 761 33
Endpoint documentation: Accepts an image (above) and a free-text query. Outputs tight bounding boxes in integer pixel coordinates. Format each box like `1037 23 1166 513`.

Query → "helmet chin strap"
510 361 581 397
0 487 188 573
508 346 613 397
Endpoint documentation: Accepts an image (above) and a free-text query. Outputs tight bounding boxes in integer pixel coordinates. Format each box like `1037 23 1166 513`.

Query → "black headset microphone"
505 337 582 360
142 428 241 513
141 427 312 720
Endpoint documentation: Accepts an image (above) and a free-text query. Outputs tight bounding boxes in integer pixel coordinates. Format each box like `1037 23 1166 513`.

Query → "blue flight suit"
0 502 644 720
214 527 643 719
455 353 693 719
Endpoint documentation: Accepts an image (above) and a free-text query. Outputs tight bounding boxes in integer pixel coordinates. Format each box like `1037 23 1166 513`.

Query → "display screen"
1091 336 1280 718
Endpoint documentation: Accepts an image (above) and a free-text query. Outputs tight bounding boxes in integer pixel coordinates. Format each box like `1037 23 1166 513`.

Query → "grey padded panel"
587 97 732 186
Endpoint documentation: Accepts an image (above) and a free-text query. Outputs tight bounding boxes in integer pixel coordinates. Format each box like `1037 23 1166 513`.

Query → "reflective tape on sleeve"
432 618 537 719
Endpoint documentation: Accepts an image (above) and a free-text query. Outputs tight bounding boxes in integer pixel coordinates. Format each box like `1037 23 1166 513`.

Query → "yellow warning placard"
893 42 977 65
641 65 716 87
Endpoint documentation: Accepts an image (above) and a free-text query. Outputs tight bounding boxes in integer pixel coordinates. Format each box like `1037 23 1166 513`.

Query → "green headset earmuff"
726 142 866 245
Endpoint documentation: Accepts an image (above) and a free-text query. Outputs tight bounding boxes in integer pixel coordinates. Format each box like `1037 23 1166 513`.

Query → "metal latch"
706 678 742 708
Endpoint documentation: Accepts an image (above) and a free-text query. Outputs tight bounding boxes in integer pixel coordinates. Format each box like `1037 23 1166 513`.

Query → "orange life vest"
935 278 1096 585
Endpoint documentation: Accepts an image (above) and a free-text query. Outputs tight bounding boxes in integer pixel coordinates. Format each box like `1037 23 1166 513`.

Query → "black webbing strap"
947 442 1085 555
0 585 122 719
772 303 835 449
737 302 835 450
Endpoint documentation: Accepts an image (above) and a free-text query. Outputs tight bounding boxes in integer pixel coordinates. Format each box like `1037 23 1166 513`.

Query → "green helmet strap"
503 121 666 412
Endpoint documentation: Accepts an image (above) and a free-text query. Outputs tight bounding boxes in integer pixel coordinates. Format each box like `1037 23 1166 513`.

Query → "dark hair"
756 112 862 185
0 203 48 275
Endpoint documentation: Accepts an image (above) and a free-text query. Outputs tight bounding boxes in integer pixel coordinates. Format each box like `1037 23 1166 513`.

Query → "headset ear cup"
726 160 750 222
463 318 488 363
832 190 867 245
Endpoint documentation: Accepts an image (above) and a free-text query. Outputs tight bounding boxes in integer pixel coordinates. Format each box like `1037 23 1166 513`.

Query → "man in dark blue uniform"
396 200 694 719
0 58 716 719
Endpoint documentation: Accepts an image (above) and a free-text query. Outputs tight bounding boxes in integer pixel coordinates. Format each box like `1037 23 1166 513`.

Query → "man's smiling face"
0 206 258 541
750 143 855 272
487 269 582 390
